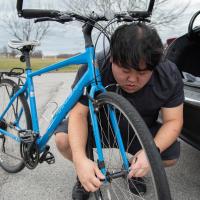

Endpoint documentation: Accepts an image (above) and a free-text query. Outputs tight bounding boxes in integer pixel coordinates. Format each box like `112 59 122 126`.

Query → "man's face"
111 59 153 93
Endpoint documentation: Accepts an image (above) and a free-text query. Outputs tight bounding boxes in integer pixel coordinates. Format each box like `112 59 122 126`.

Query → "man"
54 23 184 199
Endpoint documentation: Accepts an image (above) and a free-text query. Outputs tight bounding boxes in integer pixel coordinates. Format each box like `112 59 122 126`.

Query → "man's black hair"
110 23 163 71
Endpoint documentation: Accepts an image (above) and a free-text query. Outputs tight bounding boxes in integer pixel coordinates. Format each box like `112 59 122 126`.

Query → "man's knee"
55 132 70 152
163 159 178 167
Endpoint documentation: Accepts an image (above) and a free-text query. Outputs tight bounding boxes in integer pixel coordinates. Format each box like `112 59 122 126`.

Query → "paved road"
0 73 200 200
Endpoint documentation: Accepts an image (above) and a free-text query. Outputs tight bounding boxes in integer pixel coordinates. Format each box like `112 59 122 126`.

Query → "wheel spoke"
1 151 22 161
0 79 31 173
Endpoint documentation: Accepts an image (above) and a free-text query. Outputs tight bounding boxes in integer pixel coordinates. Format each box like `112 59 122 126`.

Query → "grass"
0 57 78 72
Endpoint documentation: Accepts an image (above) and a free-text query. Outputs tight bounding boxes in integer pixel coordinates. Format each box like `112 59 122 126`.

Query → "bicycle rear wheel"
0 79 32 173
90 92 171 200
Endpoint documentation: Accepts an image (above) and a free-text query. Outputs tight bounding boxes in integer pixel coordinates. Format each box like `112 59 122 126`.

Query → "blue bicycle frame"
0 46 129 174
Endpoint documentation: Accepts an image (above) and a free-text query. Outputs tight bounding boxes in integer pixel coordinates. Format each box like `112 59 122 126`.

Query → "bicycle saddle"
8 40 40 50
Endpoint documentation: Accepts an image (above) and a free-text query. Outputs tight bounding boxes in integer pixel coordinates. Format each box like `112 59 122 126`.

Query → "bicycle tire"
89 92 171 200
0 78 32 173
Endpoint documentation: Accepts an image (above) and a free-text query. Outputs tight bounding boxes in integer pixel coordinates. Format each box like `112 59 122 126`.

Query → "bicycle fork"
89 99 130 182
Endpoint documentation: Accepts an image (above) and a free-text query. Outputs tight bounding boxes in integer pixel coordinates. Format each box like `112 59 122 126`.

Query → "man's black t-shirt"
71 53 184 128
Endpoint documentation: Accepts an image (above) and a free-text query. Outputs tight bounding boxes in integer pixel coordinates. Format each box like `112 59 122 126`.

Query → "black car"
164 10 200 150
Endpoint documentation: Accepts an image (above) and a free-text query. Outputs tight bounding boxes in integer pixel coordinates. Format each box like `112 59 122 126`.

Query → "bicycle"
0 0 171 199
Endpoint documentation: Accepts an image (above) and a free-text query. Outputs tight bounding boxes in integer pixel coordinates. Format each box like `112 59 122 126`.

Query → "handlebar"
16 0 155 22
16 0 155 48
34 13 108 25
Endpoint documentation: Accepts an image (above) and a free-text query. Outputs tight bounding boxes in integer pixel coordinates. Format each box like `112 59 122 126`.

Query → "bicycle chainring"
19 130 40 169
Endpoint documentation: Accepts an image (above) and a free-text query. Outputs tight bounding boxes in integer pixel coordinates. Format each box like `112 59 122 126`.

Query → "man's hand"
74 157 105 192
128 149 150 178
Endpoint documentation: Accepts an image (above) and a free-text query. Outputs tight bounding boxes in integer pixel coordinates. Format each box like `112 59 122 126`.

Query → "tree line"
0 45 78 59
0 45 43 58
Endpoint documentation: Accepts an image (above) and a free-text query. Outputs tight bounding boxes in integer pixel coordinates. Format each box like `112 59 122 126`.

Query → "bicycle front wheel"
90 92 171 200
0 79 32 173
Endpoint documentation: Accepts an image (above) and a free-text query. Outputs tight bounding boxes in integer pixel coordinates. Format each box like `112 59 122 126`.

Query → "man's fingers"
128 169 135 179
134 168 146 177
128 161 138 178
128 167 149 178
83 184 90 192
91 176 102 188
94 166 105 180
128 168 141 178
87 183 99 192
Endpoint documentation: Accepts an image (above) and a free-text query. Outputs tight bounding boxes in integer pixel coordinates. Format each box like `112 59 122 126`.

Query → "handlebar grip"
21 9 61 19
16 0 23 15
148 0 155 14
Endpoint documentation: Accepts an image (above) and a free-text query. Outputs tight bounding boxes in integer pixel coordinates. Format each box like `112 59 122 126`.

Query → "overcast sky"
0 0 199 56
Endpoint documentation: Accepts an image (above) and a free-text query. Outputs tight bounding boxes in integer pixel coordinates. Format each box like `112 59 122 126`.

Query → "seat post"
24 51 31 70
21 46 32 70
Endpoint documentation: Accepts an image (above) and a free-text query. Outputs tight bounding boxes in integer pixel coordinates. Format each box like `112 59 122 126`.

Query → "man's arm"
68 102 89 161
68 102 104 192
128 104 183 178
154 104 183 153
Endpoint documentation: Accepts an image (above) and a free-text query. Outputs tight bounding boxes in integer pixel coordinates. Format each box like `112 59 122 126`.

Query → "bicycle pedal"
45 152 55 164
